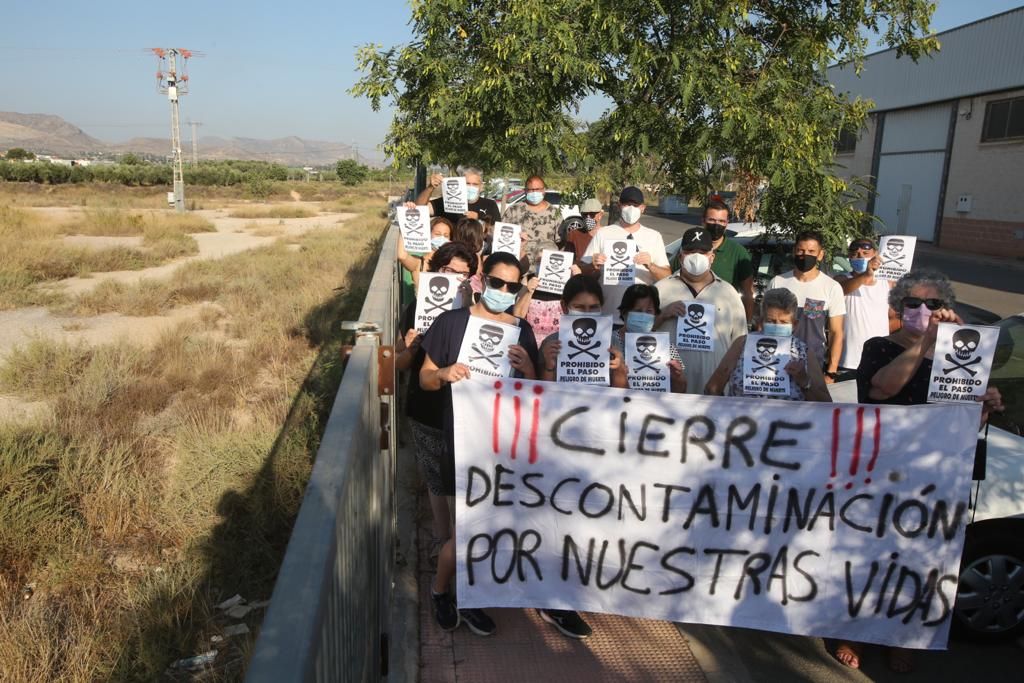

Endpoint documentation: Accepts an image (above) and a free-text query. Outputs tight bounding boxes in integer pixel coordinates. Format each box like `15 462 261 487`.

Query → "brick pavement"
415 493 709 683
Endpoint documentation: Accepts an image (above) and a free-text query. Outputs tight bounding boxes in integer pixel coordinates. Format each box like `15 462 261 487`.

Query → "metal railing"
247 222 399 682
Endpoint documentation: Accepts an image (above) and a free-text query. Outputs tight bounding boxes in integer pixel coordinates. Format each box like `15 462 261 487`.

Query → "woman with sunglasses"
396 241 477 575
835 269 1003 673
417 251 539 638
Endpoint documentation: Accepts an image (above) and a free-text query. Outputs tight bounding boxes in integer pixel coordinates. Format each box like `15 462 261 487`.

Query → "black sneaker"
459 608 496 636
432 591 459 631
538 609 592 639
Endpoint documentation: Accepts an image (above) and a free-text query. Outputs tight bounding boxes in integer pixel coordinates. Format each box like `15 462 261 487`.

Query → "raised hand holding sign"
876 235 917 281
442 176 468 214
927 323 998 403
398 205 431 253
625 332 670 392
602 239 638 285
536 249 574 295
414 273 464 331
457 316 521 378
492 222 522 256
557 315 612 384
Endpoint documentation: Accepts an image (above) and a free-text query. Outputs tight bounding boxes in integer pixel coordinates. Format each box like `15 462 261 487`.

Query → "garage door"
874 103 953 242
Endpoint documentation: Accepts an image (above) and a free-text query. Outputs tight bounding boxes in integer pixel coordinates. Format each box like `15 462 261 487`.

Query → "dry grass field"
0 180 391 680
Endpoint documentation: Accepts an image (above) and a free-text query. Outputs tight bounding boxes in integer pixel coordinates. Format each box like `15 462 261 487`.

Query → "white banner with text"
452 379 980 650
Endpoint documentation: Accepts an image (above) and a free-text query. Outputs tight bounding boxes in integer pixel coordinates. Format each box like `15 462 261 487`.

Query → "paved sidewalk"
415 493 708 683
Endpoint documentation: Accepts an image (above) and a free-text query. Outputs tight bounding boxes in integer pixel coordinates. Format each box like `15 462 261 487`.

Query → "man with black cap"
581 186 671 320
654 227 747 393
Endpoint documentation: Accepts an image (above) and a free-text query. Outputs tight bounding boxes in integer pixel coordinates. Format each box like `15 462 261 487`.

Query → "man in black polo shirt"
416 167 501 226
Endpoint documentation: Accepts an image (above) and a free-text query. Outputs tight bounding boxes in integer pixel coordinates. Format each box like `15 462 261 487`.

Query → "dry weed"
228 205 314 219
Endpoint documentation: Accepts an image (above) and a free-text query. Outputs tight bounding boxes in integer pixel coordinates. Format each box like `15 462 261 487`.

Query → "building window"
835 127 857 154
982 96 1024 142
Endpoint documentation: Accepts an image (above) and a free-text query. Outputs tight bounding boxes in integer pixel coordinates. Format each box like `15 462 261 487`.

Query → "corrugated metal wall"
829 8 1024 112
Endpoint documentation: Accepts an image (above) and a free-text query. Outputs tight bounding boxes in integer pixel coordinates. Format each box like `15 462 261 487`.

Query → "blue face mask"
762 323 792 337
481 286 515 313
467 186 481 202
431 235 449 250
525 191 544 205
850 257 868 273
625 311 655 333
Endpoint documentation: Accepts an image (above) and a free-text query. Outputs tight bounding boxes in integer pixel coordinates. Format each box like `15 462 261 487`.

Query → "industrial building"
828 7 1024 258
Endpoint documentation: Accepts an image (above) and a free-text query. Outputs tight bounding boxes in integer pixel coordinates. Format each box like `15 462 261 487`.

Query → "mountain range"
0 112 373 167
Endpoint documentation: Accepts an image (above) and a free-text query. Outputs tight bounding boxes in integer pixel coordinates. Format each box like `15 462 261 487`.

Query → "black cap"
619 186 644 205
681 227 714 252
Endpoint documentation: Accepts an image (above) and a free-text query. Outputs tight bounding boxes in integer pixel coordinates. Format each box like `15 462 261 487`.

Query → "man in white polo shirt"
581 186 671 321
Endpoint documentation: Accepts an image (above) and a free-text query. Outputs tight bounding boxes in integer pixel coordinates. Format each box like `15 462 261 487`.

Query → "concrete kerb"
387 429 420 682
675 624 754 683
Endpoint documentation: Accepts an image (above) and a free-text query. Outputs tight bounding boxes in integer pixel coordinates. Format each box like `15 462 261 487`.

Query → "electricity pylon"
189 120 202 165
151 48 198 212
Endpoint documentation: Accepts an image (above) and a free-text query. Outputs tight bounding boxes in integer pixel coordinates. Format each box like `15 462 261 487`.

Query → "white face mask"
620 205 642 225
682 252 710 277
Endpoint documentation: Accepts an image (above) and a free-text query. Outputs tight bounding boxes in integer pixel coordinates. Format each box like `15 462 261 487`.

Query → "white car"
828 320 1024 643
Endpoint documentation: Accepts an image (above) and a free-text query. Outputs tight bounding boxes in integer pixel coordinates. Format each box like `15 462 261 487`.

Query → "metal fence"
247 222 399 682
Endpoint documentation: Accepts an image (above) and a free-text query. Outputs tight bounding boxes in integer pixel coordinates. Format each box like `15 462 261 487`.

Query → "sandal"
834 641 863 669
887 647 915 674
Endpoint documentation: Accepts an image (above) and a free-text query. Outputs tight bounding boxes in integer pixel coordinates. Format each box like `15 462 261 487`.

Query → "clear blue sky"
1 1 1020 160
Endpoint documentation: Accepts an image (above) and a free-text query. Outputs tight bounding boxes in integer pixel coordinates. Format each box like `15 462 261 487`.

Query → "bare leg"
428 492 451 542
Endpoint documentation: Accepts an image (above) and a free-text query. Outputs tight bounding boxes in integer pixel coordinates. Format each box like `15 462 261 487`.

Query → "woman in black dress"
835 269 1003 673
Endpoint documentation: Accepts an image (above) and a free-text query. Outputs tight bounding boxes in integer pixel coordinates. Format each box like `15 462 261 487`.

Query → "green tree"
335 159 368 185
4 147 36 160
120 153 144 165
353 0 936 252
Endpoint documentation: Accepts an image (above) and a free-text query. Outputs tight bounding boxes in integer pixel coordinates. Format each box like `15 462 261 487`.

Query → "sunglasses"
485 275 523 294
849 242 874 251
902 297 946 311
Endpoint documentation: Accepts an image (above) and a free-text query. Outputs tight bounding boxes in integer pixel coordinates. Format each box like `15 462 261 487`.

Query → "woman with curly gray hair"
834 268 1003 673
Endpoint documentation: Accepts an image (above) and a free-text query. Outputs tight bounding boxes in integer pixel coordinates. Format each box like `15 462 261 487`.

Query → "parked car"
828 315 1024 642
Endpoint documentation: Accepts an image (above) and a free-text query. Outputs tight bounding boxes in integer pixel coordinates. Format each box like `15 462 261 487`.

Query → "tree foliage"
335 159 369 185
352 0 937 252
4 147 36 160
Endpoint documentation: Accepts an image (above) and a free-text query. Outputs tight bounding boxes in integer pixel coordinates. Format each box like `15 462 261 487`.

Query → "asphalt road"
639 210 1024 322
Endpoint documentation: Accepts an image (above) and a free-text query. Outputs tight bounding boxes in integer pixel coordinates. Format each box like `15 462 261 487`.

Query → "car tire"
952 521 1024 642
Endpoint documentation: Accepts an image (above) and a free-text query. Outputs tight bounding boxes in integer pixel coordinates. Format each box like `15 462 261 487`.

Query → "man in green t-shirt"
703 199 754 322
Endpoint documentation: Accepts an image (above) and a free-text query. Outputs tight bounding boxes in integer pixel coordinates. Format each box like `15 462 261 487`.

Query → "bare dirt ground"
0 202 357 421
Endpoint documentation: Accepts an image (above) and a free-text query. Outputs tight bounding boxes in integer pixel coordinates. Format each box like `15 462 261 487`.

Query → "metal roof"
828 7 1024 112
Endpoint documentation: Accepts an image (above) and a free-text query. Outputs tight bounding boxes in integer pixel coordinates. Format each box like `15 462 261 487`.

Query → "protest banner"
676 302 715 351
536 250 574 295
492 222 522 257
625 332 670 392
457 316 521 379
927 323 998 404
602 239 638 286
452 378 980 650
414 273 464 331
442 176 468 214
557 315 612 384
876 236 917 281
398 205 431 253
742 335 793 397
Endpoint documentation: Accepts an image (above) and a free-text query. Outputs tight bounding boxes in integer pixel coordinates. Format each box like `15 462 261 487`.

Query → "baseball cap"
619 186 644 205
680 227 714 252
580 198 603 214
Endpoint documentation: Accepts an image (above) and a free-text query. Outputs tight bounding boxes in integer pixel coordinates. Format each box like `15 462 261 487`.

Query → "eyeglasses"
902 297 946 311
485 275 523 294
439 265 470 280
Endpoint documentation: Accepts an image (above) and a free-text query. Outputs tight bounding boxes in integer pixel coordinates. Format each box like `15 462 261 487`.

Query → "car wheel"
953 522 1024 641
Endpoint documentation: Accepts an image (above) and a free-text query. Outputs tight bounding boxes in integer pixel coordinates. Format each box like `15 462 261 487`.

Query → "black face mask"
705 223 726 240
793 254 819 273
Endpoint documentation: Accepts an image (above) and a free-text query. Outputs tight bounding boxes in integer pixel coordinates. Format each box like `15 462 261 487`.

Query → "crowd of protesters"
393 167 1003 671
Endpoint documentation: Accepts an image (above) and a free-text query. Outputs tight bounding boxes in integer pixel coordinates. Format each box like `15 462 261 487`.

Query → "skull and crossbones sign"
682 304 708 335
543 252 567 279
468 324 505 368
752 337 781 374
608 241 632 269
403 208 425 236
881 238 906 268
567 317 601 360
496 225 517 252
943 328 983 377
444 179 463 202
423 276 454 315
631 335 660 373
